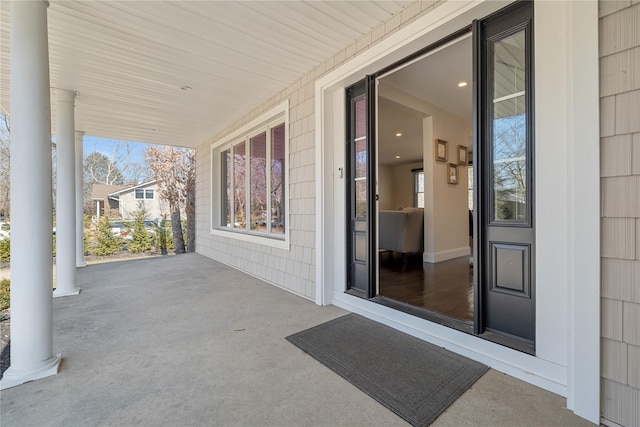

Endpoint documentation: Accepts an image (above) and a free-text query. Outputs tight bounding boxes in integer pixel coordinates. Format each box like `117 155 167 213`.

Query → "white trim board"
332 291 568 396
423 246 470 264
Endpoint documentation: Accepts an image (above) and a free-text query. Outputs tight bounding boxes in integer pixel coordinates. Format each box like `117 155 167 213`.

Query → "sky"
82 135 150 165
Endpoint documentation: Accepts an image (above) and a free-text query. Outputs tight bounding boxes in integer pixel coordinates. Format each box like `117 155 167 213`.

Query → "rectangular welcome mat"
286 314 488 427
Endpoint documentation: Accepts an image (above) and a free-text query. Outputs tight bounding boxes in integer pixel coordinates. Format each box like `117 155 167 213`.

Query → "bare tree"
184 150 196 253
84 151 125 186
125 161 151 185
0 111 10 218
83 151 125 214
146 146 195 254
2 110 83 219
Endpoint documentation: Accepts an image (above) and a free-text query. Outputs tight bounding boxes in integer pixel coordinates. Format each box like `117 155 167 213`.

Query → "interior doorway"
375 34 475 325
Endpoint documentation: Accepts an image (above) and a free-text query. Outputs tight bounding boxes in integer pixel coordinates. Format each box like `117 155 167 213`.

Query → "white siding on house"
117 183 169 220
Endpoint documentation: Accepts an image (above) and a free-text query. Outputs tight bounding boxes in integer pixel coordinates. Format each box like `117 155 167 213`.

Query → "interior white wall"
392 162 422 209
423 117 435 256
431 109 471 261
377 164 396 210
315 0 600 422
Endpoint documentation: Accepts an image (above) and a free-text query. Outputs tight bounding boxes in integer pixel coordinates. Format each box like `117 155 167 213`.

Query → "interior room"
375 35 474 325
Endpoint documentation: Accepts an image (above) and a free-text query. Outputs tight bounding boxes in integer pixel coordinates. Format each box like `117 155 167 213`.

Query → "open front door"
477 1 535 347
346 78 376 298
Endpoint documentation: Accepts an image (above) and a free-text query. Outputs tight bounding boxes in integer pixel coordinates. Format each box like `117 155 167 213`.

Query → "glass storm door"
346 79 376 297
477 1 535 347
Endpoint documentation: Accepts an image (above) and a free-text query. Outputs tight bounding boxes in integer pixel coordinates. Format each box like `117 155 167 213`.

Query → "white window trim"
210 100 290 250
134 188 154 200
314 0 599 423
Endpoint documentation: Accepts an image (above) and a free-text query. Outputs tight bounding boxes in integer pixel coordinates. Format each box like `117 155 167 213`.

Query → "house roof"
107 181 157 197
0 1 410 148
91 184 129 201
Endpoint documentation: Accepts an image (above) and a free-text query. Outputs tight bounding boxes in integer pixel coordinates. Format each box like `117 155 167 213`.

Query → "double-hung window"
219 119 286 239
135 188 154 200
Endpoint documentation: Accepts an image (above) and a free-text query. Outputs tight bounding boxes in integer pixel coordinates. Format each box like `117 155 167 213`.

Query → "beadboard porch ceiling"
0 0 410 148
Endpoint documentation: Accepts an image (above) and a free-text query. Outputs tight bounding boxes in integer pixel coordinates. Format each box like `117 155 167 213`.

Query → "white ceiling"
0 0 411 148
378 35 472 165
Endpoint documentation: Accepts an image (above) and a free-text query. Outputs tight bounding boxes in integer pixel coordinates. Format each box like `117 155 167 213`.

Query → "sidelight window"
489 27 530 224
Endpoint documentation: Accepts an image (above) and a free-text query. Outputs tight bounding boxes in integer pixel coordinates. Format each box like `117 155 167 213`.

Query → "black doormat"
286 313 488 427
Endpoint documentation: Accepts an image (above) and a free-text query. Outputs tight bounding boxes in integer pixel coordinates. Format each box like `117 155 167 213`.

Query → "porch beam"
53 89 80 297
1 0 60 389
76 131 86 267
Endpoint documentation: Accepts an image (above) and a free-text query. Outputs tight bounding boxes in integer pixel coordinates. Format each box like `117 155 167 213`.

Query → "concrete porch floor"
0 253 594 426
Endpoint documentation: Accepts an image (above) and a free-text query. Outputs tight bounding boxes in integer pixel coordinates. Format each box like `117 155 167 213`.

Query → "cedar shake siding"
600 1 640 426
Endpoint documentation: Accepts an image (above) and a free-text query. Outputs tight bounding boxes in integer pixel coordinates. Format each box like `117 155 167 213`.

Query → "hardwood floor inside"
378 252 474 322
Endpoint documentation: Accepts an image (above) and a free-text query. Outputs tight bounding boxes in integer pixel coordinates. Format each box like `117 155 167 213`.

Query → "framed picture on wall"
436 139 448 162
457 145 468 165
448 163 458 184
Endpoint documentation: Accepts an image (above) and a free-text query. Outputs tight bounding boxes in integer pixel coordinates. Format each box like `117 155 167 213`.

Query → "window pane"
355 179 367 218
233 142 246 229
145 189 153 199
492 29 527 222
271 123 285 234
135 189 144 199
355 97 367 140
354 98 367 179
221 149 231 227
250 132 267 232
353 96 367 218
415 171 424 208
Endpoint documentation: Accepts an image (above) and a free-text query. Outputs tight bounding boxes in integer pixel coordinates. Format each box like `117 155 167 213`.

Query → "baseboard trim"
423 246 470 263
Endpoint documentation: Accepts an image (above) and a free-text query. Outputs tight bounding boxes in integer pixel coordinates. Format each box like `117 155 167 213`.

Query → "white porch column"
53 89 79 297
1 0 61 389
75 131 86 267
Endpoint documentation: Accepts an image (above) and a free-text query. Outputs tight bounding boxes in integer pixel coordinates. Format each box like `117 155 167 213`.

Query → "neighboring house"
3 2 640 426
91 181 168 220
106 181 169 221
90 184 127 219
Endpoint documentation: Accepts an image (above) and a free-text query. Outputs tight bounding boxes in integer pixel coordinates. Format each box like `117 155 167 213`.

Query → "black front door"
346 78 376 298
477 1 535 345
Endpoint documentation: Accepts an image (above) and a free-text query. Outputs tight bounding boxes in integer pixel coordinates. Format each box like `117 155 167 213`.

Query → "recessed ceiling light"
395 155 401 159
180 85 192 91
396 132 402 137
457 82 468 87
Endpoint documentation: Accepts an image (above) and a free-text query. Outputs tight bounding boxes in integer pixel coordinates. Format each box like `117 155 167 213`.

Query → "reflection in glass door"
346 79 375 297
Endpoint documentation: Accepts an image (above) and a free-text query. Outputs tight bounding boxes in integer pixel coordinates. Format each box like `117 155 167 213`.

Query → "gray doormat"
286 313 488 427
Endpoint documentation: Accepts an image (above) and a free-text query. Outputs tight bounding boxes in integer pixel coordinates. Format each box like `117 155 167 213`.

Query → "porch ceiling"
0 0 410 148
